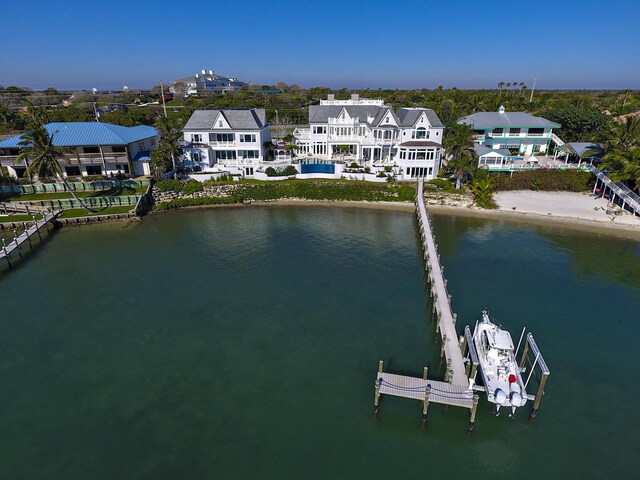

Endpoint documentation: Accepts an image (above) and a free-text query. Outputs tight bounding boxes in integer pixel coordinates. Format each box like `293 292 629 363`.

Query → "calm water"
0 207 639 479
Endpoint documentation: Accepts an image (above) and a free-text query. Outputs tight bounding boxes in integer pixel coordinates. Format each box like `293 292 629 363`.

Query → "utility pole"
160 81 168 118
159 81 176 177
529 77 537 103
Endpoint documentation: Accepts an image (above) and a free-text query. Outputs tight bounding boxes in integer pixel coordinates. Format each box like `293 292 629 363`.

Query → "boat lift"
461 325 551 419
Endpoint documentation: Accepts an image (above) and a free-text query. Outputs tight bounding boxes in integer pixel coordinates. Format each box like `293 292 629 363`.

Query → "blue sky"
1 0 638 90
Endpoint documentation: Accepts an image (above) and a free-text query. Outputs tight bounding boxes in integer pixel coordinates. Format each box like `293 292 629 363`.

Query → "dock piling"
374 360 383 416
468 394 479 432
530 372 549 418
421 386 431 426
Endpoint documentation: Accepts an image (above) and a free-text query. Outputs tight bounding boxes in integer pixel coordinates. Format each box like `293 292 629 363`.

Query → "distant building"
293 94 445 180
0 122 158 178
170 69 248 96
181 109 271 177
458 106 562 157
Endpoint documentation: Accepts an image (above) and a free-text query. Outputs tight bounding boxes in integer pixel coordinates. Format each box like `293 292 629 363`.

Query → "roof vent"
498 105 505 113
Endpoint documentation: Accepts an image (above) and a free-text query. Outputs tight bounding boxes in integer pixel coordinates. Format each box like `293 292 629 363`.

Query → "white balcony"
210 141 236 147
328 117 360 125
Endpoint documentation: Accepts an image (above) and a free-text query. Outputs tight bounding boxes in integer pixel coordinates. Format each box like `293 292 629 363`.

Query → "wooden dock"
377 372 474 408
415 180 468 387
1 210 58 267
373 181 550 429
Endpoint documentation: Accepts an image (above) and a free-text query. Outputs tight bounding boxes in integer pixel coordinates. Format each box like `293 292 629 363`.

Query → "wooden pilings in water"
374 360 383 416
468 394 480 432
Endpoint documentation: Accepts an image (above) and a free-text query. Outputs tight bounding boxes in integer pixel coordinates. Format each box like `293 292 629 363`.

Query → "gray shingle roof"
474 144 511 156
458 111 560 129
309 105 386 125
308 105 444 128
396 108 444 128
184 109 267 130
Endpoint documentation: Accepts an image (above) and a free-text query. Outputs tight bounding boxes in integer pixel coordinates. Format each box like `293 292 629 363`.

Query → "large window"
85 165 102 175
509 128 521 135
240 150 259 159
213 133 234 142
412 127 428 139
217 151 237 160
528 128 544 136
239 134 256 143
313 126 327 135
192 134 202 143
112 146 126 153
83 146 99 154
492 128 504 136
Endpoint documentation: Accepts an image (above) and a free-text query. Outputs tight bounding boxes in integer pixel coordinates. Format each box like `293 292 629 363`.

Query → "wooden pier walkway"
378 372 474 408
1 210 58 266
415 180 468 387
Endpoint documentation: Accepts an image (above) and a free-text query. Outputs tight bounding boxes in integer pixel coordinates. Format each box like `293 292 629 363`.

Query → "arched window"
413 127 427 139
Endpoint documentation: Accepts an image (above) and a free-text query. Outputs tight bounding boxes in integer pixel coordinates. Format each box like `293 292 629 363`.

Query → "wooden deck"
377 372 474 408
416 180 468 387
1 210 57 262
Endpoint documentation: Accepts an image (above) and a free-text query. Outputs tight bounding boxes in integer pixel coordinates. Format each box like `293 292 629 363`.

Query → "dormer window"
385 117 389 123
412 127 427 140
219 120 223 127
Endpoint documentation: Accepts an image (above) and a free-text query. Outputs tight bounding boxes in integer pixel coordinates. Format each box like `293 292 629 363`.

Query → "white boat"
472 310 528 417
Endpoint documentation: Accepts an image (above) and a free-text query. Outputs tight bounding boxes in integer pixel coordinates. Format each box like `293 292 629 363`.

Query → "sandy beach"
428 191 640 238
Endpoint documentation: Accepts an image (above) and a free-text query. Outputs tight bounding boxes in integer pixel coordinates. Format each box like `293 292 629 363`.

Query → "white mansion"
293 94 444 180
182 109 271 177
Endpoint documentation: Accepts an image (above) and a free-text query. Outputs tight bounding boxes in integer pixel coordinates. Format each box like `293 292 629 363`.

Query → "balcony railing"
328 117 360 125
209 141 236 147
0 153 128 167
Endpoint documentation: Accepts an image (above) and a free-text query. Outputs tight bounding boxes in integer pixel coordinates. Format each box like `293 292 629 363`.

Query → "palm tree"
470 175 497 208
598 146 640 192
17 124 96 213
594 117 640 153
443 123 477 189
519 82 526 97
498 82 505 97
155 115 183 174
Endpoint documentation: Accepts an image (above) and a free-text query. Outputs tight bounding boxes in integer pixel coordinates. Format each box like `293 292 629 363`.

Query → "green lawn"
58 206 134 219
4 186 146 201
0 214 44 223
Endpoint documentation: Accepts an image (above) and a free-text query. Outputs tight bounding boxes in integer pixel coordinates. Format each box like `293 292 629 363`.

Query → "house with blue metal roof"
0 122 158 178
458 106 563 158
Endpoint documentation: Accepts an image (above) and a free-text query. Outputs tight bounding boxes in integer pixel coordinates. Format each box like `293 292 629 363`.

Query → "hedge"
155 196 240 210
234 182 416 202
491 170 593 192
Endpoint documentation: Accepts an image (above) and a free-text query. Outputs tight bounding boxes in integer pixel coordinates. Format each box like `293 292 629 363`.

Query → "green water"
0 207 639 479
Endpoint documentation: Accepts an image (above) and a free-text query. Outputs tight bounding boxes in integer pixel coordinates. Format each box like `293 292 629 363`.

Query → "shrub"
155 195 239 210
492 170 592 192
265 165 296 177
349 162 360 169
364 167 371 173
182 179 204 195
426 178 456 192
0 174 18 186
281 165 297 176
384 166 393 173
155 179 183 192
